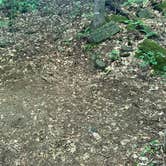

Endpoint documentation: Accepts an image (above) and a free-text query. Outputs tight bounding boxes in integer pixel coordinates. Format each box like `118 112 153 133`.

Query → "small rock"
70 142 76 153
120 46 133 57
83 153 90 160
120 139 130 146
137 8 154 18
139 156 148 161
132 154 138 159
94 59 106 70
92 132 102 140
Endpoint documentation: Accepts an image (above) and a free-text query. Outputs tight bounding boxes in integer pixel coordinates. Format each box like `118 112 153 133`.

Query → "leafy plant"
91 53 106 70
134 139 162 166
125 19 157 38
136 39 166 75
107 49 120 61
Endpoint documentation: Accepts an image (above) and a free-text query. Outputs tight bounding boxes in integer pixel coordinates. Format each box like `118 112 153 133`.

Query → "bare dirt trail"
0 49 166 165
0 0 166 165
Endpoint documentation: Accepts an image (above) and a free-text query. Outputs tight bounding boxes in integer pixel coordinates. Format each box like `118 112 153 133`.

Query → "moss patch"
125 19 158 38
106 14 129 23
136 39 166 73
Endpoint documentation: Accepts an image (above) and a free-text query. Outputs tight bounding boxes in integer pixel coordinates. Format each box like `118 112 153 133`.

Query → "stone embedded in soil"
0 39 12 48
92 132 102 140
120 46 133 57
94 59 106 70
87 21 120 43
120 139 130 146
137 8 155 18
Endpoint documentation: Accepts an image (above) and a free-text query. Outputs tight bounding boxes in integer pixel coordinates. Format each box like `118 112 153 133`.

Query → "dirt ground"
0 0 166 165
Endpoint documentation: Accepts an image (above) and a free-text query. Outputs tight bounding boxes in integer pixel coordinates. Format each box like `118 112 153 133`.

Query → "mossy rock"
136 39 166 72
136 8 154 19
87 21 120 43
106 14 129 23
91 54 106 70
0 39 12 48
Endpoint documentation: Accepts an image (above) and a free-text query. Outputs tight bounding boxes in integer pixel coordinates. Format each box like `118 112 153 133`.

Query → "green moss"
125 19 158 37
136 39 166 73
106 14 128 23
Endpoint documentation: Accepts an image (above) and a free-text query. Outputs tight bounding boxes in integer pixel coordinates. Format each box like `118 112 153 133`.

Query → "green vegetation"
107 14 129 23
107 49 120 61
82 43 97 52
0 0 39 18
125 19 157 38
0 20 9 27
70 1 82 19
134 140 162 166
123 0 149 6
153 1 166 15
136 39 166 74
77 0 165 79
107 15 157 38
91 53 106 70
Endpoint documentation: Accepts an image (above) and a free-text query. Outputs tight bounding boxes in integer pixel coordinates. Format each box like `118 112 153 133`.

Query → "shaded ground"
0 0 166 165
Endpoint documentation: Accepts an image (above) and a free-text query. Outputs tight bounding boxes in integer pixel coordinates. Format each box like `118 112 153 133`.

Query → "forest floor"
0 0 166 165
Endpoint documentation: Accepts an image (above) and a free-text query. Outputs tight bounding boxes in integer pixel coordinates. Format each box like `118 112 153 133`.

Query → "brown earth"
0 0 166 165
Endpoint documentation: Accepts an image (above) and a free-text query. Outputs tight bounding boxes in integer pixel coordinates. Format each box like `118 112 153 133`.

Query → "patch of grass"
83 43 97 52
77 27 91 39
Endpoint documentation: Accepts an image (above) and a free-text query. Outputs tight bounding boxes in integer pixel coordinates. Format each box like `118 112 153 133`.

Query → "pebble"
92 132 102 140
120 139 130 146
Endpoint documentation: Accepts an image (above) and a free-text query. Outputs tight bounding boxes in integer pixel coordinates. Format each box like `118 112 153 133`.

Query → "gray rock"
137 8 154 18
88 21 120 43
